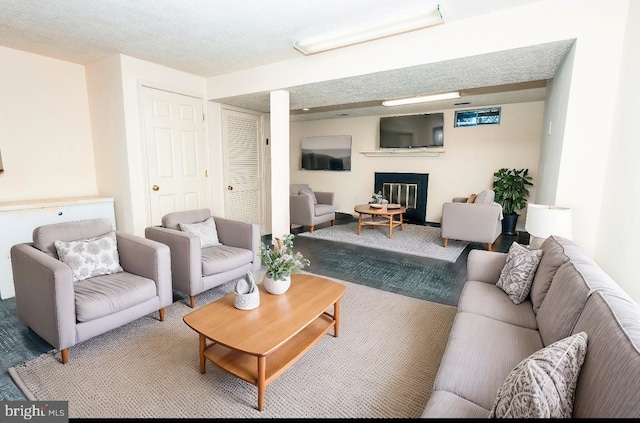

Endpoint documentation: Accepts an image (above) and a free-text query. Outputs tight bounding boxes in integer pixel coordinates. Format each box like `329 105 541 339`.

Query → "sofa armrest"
441 202 503 244
467 249 507 284
116 232 172 308
10 243 76 350
214 217 261 271
290 194 314 226
145 226 202 296
314 191 335 206
452 197 468 203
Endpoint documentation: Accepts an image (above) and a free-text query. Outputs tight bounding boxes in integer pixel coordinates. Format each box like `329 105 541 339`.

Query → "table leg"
388 215 393 238
358 213 362 234
400 213 403 231
199 333 206 374
334 300 341 337
257 356 266 411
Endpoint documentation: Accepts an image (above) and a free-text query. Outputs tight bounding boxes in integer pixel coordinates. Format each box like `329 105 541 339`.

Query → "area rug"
8 275 456 419
298 222 468 263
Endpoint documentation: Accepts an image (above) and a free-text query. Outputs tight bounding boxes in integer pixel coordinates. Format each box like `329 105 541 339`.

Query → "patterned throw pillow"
299 187 318 205
179 216 220 248
54 231 124 282
496 242 543 304
466 193 477 203
490 332 588 418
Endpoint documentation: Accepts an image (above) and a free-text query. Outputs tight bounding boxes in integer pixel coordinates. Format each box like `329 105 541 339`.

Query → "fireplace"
374 172 428 224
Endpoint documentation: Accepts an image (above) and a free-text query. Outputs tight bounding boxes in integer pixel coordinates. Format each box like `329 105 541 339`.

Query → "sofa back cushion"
290 184 310 195
529 236 572 313
33 218 114 258
536 256 626 346
474 189 495 204
161 208 211 230
571 292 640 418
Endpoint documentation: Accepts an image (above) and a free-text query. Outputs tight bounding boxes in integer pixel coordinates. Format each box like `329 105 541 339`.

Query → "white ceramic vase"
263 273 291 295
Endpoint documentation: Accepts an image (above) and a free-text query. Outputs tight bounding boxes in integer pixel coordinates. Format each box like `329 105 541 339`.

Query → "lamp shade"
525 204 573 239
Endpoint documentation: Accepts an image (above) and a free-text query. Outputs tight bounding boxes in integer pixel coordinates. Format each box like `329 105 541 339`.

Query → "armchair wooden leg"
443 238 448 248
159 308 165 321
61 348 69 364
331 219 335 226
309 225 314 232
487 243 493 251
190 296 195 308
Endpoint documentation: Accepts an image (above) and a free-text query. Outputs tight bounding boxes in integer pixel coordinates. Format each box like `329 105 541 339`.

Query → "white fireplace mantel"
360 148 445 157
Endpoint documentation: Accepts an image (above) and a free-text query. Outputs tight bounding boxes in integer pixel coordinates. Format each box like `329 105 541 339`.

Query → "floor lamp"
525 204 573 249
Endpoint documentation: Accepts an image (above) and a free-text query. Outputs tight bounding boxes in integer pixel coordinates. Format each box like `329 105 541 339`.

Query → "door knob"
227 185 233 191
152 185 160 191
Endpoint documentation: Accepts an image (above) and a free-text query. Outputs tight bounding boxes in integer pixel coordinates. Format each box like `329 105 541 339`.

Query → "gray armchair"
290 184 337 232
145 208 260 308
441 189 503 251
10 218 172 364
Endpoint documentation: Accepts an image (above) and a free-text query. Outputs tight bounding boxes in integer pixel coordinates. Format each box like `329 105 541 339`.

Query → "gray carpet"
9 273 456 419
298 222 468 263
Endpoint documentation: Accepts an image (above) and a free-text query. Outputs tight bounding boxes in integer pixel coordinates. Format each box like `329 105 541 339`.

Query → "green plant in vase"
492 168 533 235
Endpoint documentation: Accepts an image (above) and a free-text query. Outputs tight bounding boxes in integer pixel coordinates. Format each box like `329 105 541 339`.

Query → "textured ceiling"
0 0 564 120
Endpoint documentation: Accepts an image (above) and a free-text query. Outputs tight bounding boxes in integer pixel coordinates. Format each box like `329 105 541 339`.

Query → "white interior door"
142 87 210 225
221 107 263 227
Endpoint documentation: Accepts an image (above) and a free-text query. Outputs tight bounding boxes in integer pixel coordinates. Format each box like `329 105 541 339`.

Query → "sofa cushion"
179 216 221 248
161 208 211 230
201 244 253 276
490 332 588 418
529 235 572 314
299 187 318 205
457 281 537 330
572 292 640 418
474 189 495 204
55 231 123 282
496 242 542 304
33 218 114 258
536 257 624 346
74 272 157 322
432 312 544 411
422 390 490 418
289 184 309 195
314 203 336 216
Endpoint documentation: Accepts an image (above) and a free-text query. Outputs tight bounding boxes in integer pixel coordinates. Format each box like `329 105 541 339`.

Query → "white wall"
596 0 640 302
0 46 97 202
290 102 543 225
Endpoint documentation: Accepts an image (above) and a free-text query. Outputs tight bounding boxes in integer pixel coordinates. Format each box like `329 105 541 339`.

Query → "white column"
269 90 290 240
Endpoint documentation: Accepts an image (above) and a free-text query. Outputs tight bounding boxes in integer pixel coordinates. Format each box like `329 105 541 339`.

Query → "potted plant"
492 168 533 236
259 233 310 295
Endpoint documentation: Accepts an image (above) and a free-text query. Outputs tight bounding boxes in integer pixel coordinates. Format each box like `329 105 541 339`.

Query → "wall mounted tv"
301 135 351 171
379 112 444 149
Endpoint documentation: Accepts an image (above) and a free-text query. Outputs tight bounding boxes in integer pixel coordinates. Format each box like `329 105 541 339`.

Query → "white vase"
263 273 291 295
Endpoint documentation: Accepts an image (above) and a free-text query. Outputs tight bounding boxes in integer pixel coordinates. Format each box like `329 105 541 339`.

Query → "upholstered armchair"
144 208 260 308
10 218 172 364
290 184 337 232
441 189 503 251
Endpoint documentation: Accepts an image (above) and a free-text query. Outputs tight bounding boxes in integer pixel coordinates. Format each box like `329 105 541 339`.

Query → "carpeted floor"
297 222 468 263
9 274 457 419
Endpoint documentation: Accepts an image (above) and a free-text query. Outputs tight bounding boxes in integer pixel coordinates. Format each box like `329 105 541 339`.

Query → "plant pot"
502 212 519 236
263 273 291 295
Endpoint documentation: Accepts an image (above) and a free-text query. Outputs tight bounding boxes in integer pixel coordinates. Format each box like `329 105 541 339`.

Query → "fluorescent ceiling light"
382 91 460 107
293 5 443 55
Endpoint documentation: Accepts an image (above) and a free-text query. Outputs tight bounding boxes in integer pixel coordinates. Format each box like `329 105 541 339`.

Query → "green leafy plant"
259 234 310 281
371 191 383 203
492 168 533 215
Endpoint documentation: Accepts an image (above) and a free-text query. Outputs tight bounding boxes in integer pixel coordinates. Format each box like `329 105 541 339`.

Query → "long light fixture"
382 91 460 107
293 5 443 55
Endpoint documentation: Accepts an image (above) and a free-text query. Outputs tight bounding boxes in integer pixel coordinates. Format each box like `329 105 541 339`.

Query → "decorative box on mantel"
0 196 116 299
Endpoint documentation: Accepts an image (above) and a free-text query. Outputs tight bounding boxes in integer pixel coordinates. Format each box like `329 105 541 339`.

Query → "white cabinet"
0 196 116 299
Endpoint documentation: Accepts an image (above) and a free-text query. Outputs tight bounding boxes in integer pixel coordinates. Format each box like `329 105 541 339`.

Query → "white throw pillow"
179 216 220 248
54 231 124 282
490 331 588 418
496 242 543 304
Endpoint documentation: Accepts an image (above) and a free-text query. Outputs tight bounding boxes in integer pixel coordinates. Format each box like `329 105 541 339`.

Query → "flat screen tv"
379 112 444 149
301 135 351 171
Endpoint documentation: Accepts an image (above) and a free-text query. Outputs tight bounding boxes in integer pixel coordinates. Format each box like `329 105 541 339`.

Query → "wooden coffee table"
183 273 346 411
354 204 406 239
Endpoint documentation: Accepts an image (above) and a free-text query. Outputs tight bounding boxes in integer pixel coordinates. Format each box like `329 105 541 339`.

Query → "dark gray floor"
1 214 528 400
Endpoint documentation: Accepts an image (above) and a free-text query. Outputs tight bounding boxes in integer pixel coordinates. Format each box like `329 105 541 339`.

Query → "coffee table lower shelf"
201 313 335 410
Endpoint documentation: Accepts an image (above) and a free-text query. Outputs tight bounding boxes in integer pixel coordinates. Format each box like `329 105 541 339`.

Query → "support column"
269 90 290 240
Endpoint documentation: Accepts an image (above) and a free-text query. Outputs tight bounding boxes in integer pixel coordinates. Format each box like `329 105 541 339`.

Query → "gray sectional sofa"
423 235 640 418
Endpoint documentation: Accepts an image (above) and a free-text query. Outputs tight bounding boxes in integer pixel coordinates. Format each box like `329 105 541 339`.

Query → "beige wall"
0 46 97 202
290 102 544 226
